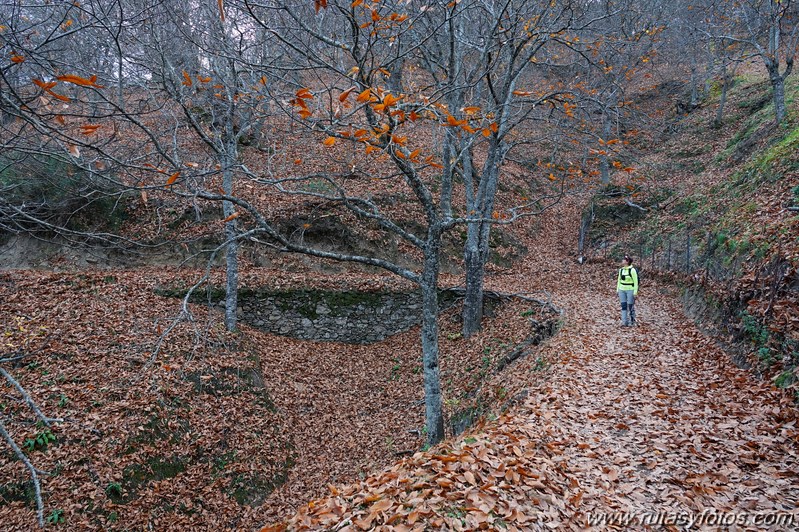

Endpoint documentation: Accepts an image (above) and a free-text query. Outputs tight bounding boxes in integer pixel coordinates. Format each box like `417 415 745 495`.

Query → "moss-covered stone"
0 480 35 508
116 455 189 504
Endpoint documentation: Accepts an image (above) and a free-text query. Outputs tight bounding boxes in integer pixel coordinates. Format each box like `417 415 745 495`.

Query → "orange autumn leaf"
298 109 312 119
356 88 372 103
218 0 225 21
296 88 313 100
294 158 302 165
222 212 240 223
314 0 328 13
33 79 58 90
260 525 287 532
512 89 532 96
322 137 336 146
489 122 499 133
10 54 25 63
164 171 180 187
339 86 356 102
46 90 71 102
425 156 443 169
463 106 480 115
79 124 101 136
56 74 104 88
383 93 400 107
182 70 192 86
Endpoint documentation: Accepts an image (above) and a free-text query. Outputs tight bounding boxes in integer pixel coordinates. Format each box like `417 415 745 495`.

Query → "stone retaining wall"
228 289 455 344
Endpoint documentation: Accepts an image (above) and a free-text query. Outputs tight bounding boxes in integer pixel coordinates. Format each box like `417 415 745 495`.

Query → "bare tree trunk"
770 70 787 125
578 202 594 263
689 57 700 107
462 151 501 338
421 234 444 446
222 141 238 332
599 112 613 185
462 230 484 338
714 64 731 128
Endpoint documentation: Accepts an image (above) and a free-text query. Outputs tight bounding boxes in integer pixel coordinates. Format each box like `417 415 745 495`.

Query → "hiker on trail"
617 255 638 327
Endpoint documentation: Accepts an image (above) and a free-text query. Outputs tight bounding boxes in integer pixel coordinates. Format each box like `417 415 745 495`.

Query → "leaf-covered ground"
276 197 799 530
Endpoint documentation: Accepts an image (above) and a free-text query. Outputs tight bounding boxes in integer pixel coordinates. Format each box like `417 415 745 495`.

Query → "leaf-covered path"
283 202 799 530
508 275 798 527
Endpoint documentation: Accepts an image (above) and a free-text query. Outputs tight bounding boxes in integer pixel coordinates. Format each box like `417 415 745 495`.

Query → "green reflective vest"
617 265 638 295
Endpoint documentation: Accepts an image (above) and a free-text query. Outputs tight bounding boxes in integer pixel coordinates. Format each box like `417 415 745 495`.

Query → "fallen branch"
0 368 63 426
0 417 46 528
443 287 562 316
0 352 31 364
0 365 64 528
624 199 648 212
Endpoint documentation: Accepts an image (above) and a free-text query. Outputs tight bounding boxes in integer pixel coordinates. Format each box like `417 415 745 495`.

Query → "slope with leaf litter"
0 250 561 530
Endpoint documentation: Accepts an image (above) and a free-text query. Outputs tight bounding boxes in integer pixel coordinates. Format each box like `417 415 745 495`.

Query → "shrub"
0 150 130 234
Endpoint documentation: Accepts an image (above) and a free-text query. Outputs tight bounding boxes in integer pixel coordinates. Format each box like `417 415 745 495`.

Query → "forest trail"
284 198 799 530
486 199 799 527
503 273 798 527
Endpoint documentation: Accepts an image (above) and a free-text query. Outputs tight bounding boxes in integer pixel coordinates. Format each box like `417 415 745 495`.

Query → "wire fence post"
667 237 672 270
651 240 656 271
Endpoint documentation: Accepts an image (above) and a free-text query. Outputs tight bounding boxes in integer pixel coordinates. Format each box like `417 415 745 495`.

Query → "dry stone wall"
227 289 457 344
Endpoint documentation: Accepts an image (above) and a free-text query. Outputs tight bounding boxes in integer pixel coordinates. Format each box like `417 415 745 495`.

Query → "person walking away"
616 255 638 326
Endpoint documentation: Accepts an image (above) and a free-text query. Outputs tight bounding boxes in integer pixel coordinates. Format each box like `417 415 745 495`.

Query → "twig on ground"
0 420 46 528
443 287 562 315
624 199 648 211
0 368 63 426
